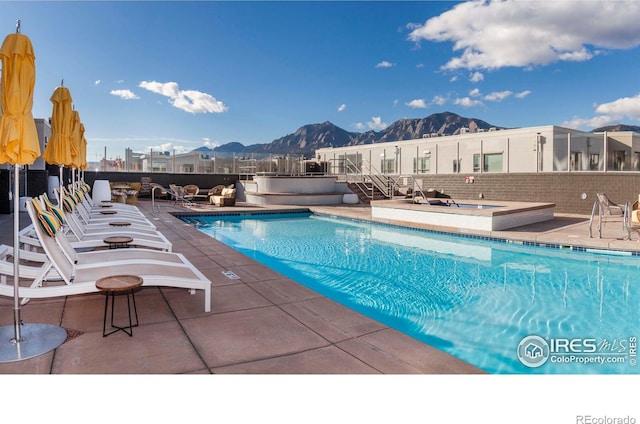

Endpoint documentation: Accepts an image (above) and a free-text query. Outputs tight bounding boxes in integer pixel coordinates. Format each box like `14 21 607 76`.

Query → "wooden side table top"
95 275 143 292
103 236 133 245
109 221 131 227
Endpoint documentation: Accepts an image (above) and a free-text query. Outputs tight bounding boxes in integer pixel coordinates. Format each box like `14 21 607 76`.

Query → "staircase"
347 182 388 204
331 157 413 203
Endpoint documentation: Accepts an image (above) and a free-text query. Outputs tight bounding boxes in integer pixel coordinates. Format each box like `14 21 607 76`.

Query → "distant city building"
315 125 640 175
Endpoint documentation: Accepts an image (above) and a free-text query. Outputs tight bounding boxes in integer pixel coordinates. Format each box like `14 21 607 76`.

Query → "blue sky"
2 0 640 163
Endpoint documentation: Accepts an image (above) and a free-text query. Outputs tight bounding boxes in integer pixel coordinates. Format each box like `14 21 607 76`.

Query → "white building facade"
315 125 640 176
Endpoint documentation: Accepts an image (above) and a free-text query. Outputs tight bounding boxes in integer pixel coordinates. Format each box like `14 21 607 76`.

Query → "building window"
590 153 600 171
452 159 459 173
152 161 167 172
473 154 481 172
346 153 362 174
613 151 626 170
570 151 582 171
381 159 395 174
634 153 640 171
414 157 430 173
483 153 503 172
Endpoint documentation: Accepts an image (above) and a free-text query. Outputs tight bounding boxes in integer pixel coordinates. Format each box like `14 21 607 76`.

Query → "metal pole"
12 166 22 343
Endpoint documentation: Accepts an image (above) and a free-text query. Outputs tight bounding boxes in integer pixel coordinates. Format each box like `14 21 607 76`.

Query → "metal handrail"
327 158 393 199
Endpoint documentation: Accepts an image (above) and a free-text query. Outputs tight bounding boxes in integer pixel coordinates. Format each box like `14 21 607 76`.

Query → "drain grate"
222 270 239 279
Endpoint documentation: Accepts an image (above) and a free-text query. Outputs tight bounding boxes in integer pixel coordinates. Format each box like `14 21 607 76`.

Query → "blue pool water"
182 212 639 374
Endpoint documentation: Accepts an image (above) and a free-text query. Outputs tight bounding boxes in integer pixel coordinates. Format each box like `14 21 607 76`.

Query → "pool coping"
174 206 640 257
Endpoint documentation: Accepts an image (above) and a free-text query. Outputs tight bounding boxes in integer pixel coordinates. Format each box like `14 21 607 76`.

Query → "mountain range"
211 111 640 157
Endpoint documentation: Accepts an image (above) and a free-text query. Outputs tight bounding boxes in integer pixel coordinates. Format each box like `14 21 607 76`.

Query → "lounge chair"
589 192 629 238
0 200 211 312
59 185 146 220
169 184 193 206
183 184 200 201
20 195 172 252
49 190 156 230
414 189 458 206
66 191 156 228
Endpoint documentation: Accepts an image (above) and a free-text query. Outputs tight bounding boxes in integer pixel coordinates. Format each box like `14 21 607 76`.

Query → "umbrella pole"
58 165 63 205
0 166 67 363
11 166 23 343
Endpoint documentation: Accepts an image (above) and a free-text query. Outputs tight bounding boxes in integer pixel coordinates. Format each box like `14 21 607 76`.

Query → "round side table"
109 221 131 227
103 236 133 249
95 275 143 337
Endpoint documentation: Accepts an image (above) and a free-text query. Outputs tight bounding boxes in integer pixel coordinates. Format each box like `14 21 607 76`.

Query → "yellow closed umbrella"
0 21 66 362
42 85 74 166
69 109 81 191
42 84 74 204
0 30 39 164
79 121 88 184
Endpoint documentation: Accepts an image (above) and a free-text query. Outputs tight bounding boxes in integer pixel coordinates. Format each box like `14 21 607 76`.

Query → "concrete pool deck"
0 197 637 374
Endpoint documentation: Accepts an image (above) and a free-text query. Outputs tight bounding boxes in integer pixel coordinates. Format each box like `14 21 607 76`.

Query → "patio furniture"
589 192 629 238
96 275 143 337
92 180 111 203
208 185 225 204
139 177 152 198
20 194 173 252
103 236 134 249
183 184 201 203
211 185 236 207
169 184 193 206
0 198 212 313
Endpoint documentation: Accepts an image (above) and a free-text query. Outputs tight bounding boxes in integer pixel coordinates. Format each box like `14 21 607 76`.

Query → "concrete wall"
414 172 640 214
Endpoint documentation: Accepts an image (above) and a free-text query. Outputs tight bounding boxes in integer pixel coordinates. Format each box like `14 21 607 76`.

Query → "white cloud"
594 94 640 120
449 75 458 82
375 61 394 68
469 88 481 97
432 95 446 106
138 81 228 114
110 89 139 100
338 103 346 112
560 115 618 130
469 71 484 82
406 99 427 109
368 116 388 130
515 90 531 99
352 122 365 130
94 80 101 86
485 90 512 102
561 93 640 129
408 0 640 70
416 63 425 68
202 139 219 149
454 97 483 108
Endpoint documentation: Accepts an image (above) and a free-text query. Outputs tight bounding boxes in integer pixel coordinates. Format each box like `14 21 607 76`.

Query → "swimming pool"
182 212 639 374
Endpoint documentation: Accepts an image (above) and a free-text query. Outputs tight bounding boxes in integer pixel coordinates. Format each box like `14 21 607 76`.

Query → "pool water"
183 212 639 374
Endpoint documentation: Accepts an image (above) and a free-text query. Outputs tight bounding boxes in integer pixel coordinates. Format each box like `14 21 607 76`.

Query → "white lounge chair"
23 195 172 252
0 200 211 312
